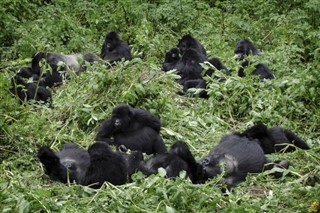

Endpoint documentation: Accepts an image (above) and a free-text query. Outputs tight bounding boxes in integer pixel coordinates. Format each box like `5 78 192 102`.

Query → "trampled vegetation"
0 0 319 212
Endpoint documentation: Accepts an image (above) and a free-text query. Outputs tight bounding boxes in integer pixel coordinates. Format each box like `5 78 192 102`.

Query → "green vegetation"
1 0 319 212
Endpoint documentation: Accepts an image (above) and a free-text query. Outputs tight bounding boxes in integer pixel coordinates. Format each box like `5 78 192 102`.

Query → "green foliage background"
0 0 319 212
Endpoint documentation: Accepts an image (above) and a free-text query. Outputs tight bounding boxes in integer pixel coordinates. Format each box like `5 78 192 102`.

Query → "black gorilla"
234 39 260 60
10 75 52 105
175 48 207 85
38 143 90 184
177 34 207 56
199 134 289 190
95 104 167 155
100 31 132 64
178 57 230 98
31 52 100 87
117 145 144 179
238 61 275 80
237 123 310 154
82 142 128 188
162 47 180 72
234 39 275 80
138 141 204 183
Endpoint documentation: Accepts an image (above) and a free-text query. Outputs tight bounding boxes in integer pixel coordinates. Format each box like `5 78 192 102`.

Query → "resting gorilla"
177 34 207 56
100 31 132 64
234 39 275 80
38 143 90 184
236 123 310 154
38 142 141 188
138 141 204 183
10 75 52 105
234 39 260 60
199 134 289 190
82 142 128 188
177 56 230 98
162 47 180 72
95 104 167 155
31 52 101 87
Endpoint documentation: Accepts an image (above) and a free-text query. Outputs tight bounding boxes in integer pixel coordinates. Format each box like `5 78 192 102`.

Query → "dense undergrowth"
1 0 319 212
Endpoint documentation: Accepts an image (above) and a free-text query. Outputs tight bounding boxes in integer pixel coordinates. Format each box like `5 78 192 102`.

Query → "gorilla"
10 75 52 105
95 104 167 155
81 142 128 188
117 145 144 179
199 134 289 190
162 47 180 72
100 31 132 64
236 123 310 154
38 143 90 184
234 39 260 60
238 61 275 80
175 48 207 85
177 57 230 99
31 52 101 87
234 39 275 80
177 34 207 56
138 141 204 184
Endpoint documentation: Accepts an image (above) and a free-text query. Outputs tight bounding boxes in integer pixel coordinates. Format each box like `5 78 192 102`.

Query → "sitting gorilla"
10 75 52 105
177 57 230 99
236 123 310 154
95 104 167 155
100 31 132 64
162 47 180 72
234 39 275 80
199 134 289 190
175 48 207 85
31 52 101 87
177 34 207 56
38 143 90 184
234 39 260 60
138 141 204 184
81 142 128 188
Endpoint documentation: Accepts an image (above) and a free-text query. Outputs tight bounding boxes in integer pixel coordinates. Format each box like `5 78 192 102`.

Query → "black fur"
199 134 289 190
162 47 180 72
238 123 310 154
81 142 128 188
38 143 90 184
95 104 166 155
100 31 132 64
10 75 52 105
234 39 260 60
138 141 204 183
177 34 207 56
238 61 275 80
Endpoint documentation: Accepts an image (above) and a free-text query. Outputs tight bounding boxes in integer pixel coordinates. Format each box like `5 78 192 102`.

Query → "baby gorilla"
237 123 310 154
138 141 204 183
96 104 167 155
38 143 90 184
162 47 180 72
199 134 289 190
82 142 128 189
100 31 132 64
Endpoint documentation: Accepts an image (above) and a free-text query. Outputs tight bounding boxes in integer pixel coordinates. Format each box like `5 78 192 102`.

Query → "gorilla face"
111 104 133 132
104 31 121 51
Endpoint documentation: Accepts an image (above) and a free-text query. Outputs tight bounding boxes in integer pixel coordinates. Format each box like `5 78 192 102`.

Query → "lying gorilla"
95 104 167 155
199 134 289 190
38 142 141 188
31 52 101 87
38 143 90 184
236 123 310 154
138 141 204 184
